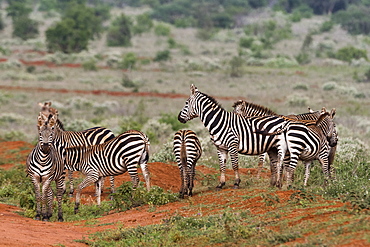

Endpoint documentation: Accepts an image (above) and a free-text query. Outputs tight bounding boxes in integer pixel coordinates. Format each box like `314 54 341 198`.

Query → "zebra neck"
199 103 228 134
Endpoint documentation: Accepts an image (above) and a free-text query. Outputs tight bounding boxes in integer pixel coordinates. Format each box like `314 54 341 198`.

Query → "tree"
45 2 103 53
106 14 132 47
12 16 39 40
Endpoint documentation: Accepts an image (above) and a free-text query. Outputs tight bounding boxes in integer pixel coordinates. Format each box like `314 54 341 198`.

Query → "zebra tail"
180 143 187 170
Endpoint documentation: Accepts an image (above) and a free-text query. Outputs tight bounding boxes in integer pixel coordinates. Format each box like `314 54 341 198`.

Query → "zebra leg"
328 145 337 180
267 149 278 187
216 148 228 190
75 174 98 214
286 157 298 189
229 149 241 189
140 162 151 191
110 176 115 194
188 163 196 197
31 176 42 220
303 161 312 186
41 179 52 221
179 166 186 198
257 153 266 179
55 176 65 222
68 170 74 197
95 177 103 206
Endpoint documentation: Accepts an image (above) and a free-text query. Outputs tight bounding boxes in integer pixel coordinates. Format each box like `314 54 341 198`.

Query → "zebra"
232 100 338 186
178 84 290 189
26 112 65 221
63 130 151 213
38 102 116 197
173 130 202 198
256 108 337 188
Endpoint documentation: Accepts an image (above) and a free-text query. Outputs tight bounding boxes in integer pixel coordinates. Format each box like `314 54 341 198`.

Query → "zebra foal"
173 130 202 198
26 113 65 221
63 130 151 213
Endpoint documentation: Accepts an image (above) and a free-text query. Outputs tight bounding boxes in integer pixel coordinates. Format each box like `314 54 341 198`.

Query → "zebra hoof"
58 217 64 222
233 184 240 189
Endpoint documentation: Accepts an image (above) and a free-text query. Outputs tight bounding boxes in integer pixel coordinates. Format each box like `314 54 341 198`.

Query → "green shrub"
322 81 337 91
12 16 39 40
119 52 137 70
132 13 153 35
154 23 171 36
107 14 132 47
335 46 368 63
121 74 138 88
293 83 308 90
332 6 370 35
320 20 334 33
295 52 311 65
229 56 244 77
150 141 176 163
239 37 254 49
154 50 171 62
82 59 98 71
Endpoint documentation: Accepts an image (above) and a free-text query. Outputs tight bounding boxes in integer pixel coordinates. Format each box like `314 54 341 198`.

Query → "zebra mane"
232 100 277 116
200 92 224 109
56 119 65 131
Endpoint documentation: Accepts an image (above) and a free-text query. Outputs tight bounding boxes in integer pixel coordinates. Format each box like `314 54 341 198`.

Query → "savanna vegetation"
0 0 369 246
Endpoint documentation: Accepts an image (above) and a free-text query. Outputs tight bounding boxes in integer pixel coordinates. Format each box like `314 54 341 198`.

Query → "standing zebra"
26 113 65 221
178 84 289 189
39 102 116 197
256 108 337 188
173 130 202 198
232 100 338 185
63 130 151 213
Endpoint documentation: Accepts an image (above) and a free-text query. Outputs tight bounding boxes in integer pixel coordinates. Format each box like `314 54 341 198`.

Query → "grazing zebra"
39 102 116 197
256 108 337 188
232 100 338 185
26 113 65 221
173 130 202 198
178 84 290 189
63 130 151 213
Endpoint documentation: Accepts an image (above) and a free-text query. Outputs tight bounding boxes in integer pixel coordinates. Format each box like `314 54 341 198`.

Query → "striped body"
64 130 151 213
257 110 337 188
178 85 288 189
232 100 338 186
173 130 202 198
39 102 116 196
26 113 65 221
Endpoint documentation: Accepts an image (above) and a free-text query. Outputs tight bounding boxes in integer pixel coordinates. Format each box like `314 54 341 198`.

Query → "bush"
119 52 137 70
239 37 254 49
154 23 171 36
132 13 153 35
107 14 132 47
320 21 334 33
12 16 39 40
154 50 171 62
82 59 98 71
332 6 370 35
335 46 368 63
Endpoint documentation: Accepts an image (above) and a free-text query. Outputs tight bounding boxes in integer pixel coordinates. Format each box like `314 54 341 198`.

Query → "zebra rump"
173 130 202 198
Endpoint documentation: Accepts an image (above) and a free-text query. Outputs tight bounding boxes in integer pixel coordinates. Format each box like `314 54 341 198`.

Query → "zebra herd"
26 84 338 222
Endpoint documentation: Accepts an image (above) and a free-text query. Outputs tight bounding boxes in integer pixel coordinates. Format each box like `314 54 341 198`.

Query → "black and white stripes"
64 130 151 213
173 130 202 198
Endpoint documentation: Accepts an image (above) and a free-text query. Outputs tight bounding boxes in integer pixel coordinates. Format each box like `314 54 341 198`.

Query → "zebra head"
178 84 200 123
320 107 338 147
37 112 57 153
232 100 246 116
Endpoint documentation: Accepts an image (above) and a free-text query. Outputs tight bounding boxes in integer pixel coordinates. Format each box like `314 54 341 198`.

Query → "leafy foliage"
46 2 103 53
332 5 370 35
107 14 132 47
12 16 39 40
335 46 368 62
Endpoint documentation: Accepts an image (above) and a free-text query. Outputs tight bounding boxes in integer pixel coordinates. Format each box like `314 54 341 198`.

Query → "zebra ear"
307 106 315 113
330 108 336 118
190 84 198 95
